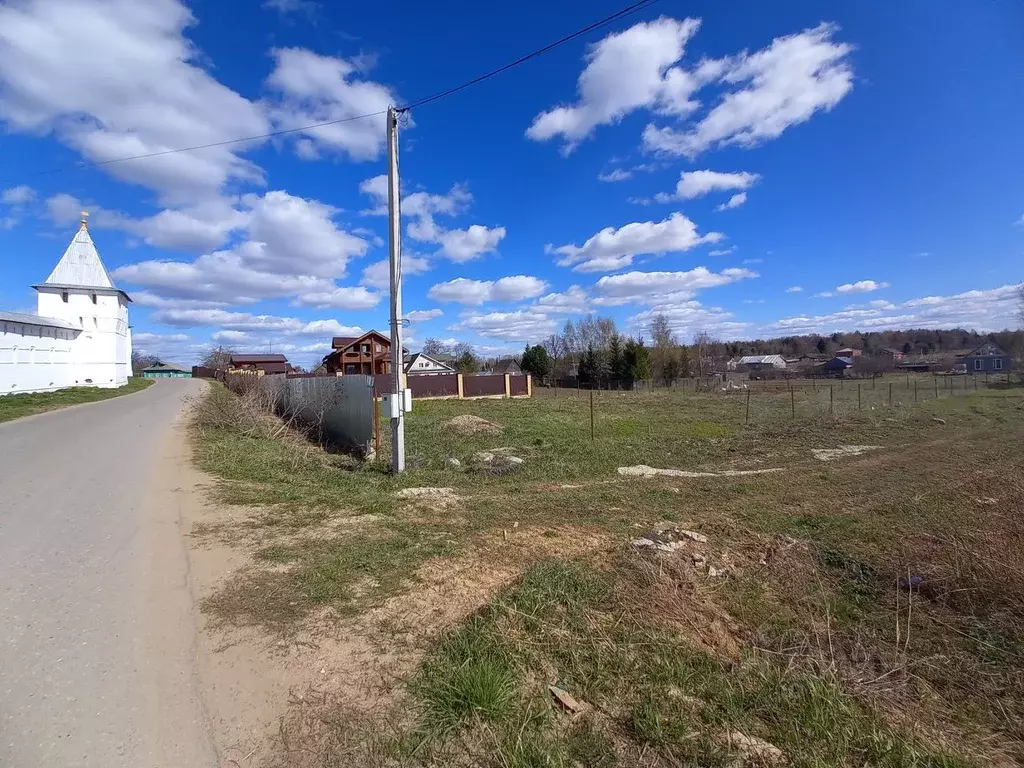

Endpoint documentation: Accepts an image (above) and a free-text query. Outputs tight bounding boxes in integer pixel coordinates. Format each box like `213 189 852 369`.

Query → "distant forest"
718 328 1023 359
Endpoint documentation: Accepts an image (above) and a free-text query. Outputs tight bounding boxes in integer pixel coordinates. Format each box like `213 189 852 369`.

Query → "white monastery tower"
0 213 132 394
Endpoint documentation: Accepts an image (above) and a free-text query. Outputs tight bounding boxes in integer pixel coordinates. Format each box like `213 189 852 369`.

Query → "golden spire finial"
80 210 89 231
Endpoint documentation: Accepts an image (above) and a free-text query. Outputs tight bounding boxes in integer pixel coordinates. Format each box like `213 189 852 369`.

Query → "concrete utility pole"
386 105 406 474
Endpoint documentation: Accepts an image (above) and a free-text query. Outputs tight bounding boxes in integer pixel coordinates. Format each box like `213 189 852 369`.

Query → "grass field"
0 377 153 423
191 376 1024 766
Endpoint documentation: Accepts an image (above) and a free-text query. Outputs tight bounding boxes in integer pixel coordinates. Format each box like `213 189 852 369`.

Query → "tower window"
91 293 97 305
61 291 68 303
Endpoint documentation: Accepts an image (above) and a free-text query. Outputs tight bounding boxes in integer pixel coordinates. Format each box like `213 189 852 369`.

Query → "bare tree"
693 330 716 378
201 345 233 369
1018 283 1024 328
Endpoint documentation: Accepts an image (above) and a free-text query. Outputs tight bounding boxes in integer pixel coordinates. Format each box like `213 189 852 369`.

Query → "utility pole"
387 106 406 474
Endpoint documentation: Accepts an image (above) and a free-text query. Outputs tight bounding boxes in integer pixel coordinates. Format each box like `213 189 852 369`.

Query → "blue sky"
0 0 1021 367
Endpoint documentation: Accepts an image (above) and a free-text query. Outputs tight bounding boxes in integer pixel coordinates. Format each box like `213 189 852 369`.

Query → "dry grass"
187 379 1024 765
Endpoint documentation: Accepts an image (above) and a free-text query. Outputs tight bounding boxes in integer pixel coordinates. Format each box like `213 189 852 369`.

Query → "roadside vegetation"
0 377 153 423
190 376 1024 766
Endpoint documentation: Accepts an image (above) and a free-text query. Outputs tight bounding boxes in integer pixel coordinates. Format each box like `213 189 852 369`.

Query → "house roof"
143 362 189 373
331 329 390 349
826 356 855 367
491 358 521 374
0 309 80 331
230 353 288 364
404 352 455 373
739 354 785 365
964 337 1006 357
34 219 130 300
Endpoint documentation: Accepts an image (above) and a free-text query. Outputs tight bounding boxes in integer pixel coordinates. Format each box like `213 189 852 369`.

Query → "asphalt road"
0 379 219 768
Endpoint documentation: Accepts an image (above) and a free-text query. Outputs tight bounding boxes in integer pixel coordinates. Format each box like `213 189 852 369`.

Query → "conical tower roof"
41 213 117 290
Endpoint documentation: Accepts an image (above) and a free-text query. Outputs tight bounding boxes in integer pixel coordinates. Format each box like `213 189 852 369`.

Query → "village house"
322 330 396 375
734 354 787 371
835 347 863 358
229 353 289 375
488 358 524 376
404 352 455 376
141 363 191 379
960 338 1011 374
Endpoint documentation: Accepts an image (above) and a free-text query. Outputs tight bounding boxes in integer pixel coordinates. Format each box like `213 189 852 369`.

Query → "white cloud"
263 47 397 161
263 0 316 13
643 23 854 158
112 189 369 303
131 292 229 310
0 0 269 204
550 212 723 273
764 284 1020 335
428 276 548 305
449 310 558 342
133 332 189 344
360 255 431 289
527 17 702 150
533 285 591 314
360 177 505 262
406 309 443 322
435 225 506 263
785 285 803 293
290 286 381 310
716 192 747 211
598 169 632 182
594 266 757 304
151 308 362 338
673 170 759 199
708 246 735 256
741 257 762 265
835 280 889 294
1 185 34 205
54 193 250 252
629 301 747 339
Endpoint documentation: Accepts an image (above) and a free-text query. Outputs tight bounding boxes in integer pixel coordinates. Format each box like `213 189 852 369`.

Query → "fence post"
745 388 751 424
457 372 465 399
985 370 989 387
503 373 511 399
858 383 862 410
790 381 795 419
526 374 533 397
888 382 892 406
907 373 910 390
590 389 595 442
914 380 918 402
934 376 938 399
974 375 977 392
830 385 834 415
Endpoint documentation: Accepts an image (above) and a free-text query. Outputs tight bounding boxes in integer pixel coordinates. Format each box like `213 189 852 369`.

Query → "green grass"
191 379 1024 762
392 559 972 767
0 377 153 423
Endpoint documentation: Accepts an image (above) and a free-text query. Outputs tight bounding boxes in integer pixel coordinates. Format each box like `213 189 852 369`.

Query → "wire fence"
534 371 1021 432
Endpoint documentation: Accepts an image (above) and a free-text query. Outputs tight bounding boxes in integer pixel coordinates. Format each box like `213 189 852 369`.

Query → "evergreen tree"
457 351 479 374
521 344 552 381
608 334 624 386
578 345 596 384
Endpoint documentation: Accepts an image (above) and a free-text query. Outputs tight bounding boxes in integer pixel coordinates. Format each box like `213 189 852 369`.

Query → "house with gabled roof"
322 330 396 375
960 338 1011 374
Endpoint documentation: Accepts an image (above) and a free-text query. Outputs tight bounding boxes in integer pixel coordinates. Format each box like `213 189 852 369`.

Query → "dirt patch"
810 445 880 461
618 464 785 478
443 414 503 435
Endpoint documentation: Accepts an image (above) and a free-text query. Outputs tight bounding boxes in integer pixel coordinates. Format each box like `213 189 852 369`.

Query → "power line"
399 0 660 111
2 0 661 183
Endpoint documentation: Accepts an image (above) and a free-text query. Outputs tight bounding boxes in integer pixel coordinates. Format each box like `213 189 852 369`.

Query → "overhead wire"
1 0 661 183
